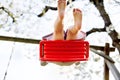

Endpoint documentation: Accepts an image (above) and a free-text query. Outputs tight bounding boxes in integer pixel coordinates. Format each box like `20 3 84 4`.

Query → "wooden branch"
108 30 120 54
90 45 115 52
86 28 106 36
89 0 120 54
104 43 110 80
90 48 115 63
0 35 40 44
105 60 120 80
91 43 120 80
0 6 15 22
38 6 57 17
90 0 111 26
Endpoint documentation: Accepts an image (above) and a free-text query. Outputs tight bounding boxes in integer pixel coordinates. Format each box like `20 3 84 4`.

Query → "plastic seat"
40 40 89 62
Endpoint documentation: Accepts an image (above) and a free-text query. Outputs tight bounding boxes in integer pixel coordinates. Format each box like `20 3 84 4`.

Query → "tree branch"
109 30 120 53
86 27 106 36
38 6 57 17
90 0 111 26
0 6 16 22
0 35 40 44
89 0 120 54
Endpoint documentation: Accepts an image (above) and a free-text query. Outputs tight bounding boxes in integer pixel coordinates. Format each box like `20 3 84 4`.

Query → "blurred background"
0 0 120 80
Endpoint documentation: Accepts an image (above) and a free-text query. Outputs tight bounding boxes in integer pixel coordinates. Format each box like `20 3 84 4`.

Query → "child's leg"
52 8 82 66
66 8 82 40
53 0 66 40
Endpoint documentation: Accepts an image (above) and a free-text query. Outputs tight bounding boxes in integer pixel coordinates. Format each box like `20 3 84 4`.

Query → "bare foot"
73 8 82 30
66 8 82 40
58 0 66 19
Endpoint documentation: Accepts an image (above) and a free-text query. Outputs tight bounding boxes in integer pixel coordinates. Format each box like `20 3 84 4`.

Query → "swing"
40 40 89 62
39 31 89 62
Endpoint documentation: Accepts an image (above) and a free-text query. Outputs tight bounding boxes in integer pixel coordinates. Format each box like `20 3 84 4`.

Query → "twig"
38 6 57 17
86 28 106 36
0 6 15 22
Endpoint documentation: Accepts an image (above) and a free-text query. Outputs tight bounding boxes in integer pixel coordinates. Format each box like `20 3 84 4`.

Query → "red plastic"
40 40 89 62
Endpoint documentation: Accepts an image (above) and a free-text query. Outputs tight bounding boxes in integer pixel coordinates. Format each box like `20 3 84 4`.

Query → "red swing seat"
40 40 89 62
